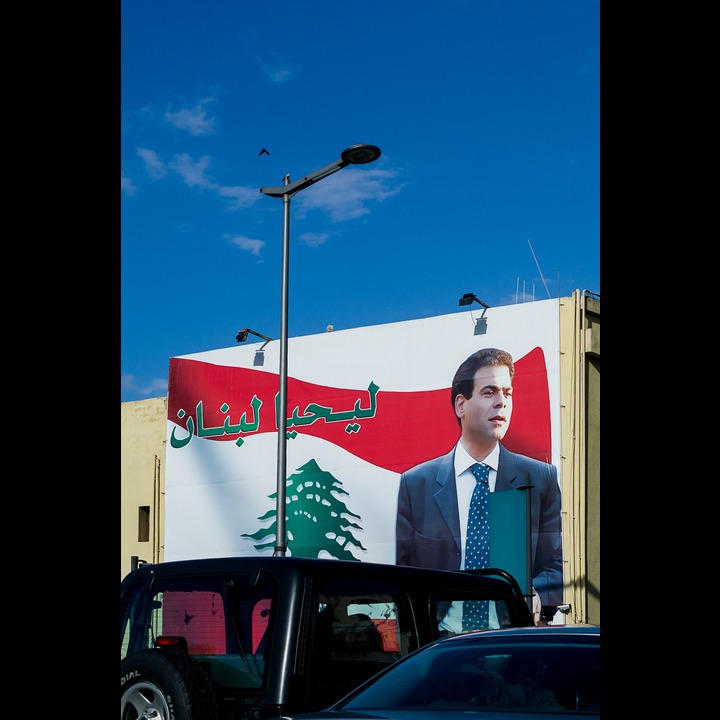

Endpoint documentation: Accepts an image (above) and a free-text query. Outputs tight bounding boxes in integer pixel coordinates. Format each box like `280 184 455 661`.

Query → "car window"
306 576 421 708
120 575 279 691
339 639 600 713
435 587 529 634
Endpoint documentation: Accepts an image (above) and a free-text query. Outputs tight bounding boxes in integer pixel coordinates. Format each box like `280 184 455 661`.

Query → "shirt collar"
454 441 500 476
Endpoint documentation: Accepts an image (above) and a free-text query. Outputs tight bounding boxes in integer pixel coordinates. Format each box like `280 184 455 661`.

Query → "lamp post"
259 144 382 556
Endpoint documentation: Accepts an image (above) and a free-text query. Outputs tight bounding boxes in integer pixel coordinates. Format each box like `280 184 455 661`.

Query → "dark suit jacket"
395 444 563 606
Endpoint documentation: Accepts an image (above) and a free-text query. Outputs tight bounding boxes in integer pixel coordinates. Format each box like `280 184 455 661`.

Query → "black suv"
120 556 533 720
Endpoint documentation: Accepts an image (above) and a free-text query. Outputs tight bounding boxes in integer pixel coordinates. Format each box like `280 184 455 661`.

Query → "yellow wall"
120 396 167 581
558 291 600 625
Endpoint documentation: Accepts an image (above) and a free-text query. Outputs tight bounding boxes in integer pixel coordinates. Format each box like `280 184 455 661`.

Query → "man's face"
455 365 514 444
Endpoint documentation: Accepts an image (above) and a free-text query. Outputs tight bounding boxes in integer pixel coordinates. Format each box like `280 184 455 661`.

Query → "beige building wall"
121 396 167 581
558 290 600 626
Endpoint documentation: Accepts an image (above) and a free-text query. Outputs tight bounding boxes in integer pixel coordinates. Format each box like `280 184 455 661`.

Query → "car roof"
121 555 530 596
438 624 600 642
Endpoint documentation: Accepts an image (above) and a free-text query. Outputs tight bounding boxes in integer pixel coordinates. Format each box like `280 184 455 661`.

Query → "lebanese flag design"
168 347 551 473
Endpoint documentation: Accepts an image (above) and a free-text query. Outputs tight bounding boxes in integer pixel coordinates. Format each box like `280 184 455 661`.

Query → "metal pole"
274 174 291 556
260 147 381 557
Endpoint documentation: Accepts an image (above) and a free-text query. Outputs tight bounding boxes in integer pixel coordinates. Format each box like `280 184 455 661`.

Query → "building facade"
121 396 167 579
121 291 599 624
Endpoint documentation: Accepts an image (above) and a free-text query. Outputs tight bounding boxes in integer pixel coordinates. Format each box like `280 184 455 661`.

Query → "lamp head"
341 144 382 165
459 293 491 309
236 328 273 343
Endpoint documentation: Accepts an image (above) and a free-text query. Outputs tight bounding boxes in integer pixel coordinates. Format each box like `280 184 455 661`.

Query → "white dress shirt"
439 441 501 634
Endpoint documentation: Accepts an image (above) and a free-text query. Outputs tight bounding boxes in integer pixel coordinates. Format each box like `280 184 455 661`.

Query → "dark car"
279 625 600 719
121 556 535 719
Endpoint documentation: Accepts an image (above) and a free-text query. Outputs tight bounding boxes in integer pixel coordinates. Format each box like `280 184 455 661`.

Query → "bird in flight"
258 148 270 156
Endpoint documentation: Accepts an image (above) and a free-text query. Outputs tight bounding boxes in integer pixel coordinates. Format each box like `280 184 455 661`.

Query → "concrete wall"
120 396 167 581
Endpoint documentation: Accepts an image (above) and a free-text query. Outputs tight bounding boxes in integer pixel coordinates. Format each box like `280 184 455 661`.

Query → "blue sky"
121 0 599 403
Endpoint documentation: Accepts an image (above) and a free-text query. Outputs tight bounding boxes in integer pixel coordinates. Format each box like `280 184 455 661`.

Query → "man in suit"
395 347 562 628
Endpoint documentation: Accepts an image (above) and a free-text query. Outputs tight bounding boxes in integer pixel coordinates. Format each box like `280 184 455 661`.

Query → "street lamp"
236 328 274 367
259 144 382 556
459 292 491 336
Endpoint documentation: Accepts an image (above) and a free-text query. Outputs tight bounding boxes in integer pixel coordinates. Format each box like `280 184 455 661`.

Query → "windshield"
338 636 600 714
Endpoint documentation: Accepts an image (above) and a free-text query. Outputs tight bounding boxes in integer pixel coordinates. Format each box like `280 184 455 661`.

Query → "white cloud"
164 99 217 135
137 147 168 180
168 153 214 189
135 146 263 210
296 167 404 222
299 231 332 247
121 374 168 399
217 185 263 210
228 234 265 257
121 173 137 196
261 63 293 83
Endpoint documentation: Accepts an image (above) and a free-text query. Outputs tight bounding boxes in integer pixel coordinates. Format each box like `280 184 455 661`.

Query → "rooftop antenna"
527 238 552 300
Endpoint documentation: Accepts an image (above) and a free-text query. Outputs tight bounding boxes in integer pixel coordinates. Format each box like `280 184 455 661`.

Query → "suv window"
121 574 279 693
307 576 419 704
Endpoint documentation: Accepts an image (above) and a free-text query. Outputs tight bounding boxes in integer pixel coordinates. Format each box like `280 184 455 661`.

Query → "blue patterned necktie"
463 462 490 630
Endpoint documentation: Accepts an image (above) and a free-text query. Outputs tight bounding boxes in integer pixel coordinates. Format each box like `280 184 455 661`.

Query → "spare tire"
120 649 219 720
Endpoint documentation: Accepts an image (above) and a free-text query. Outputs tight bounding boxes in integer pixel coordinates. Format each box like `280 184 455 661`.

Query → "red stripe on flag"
168 347 552 472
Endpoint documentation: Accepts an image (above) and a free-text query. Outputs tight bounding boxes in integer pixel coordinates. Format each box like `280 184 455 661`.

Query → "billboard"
165 299 561 587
